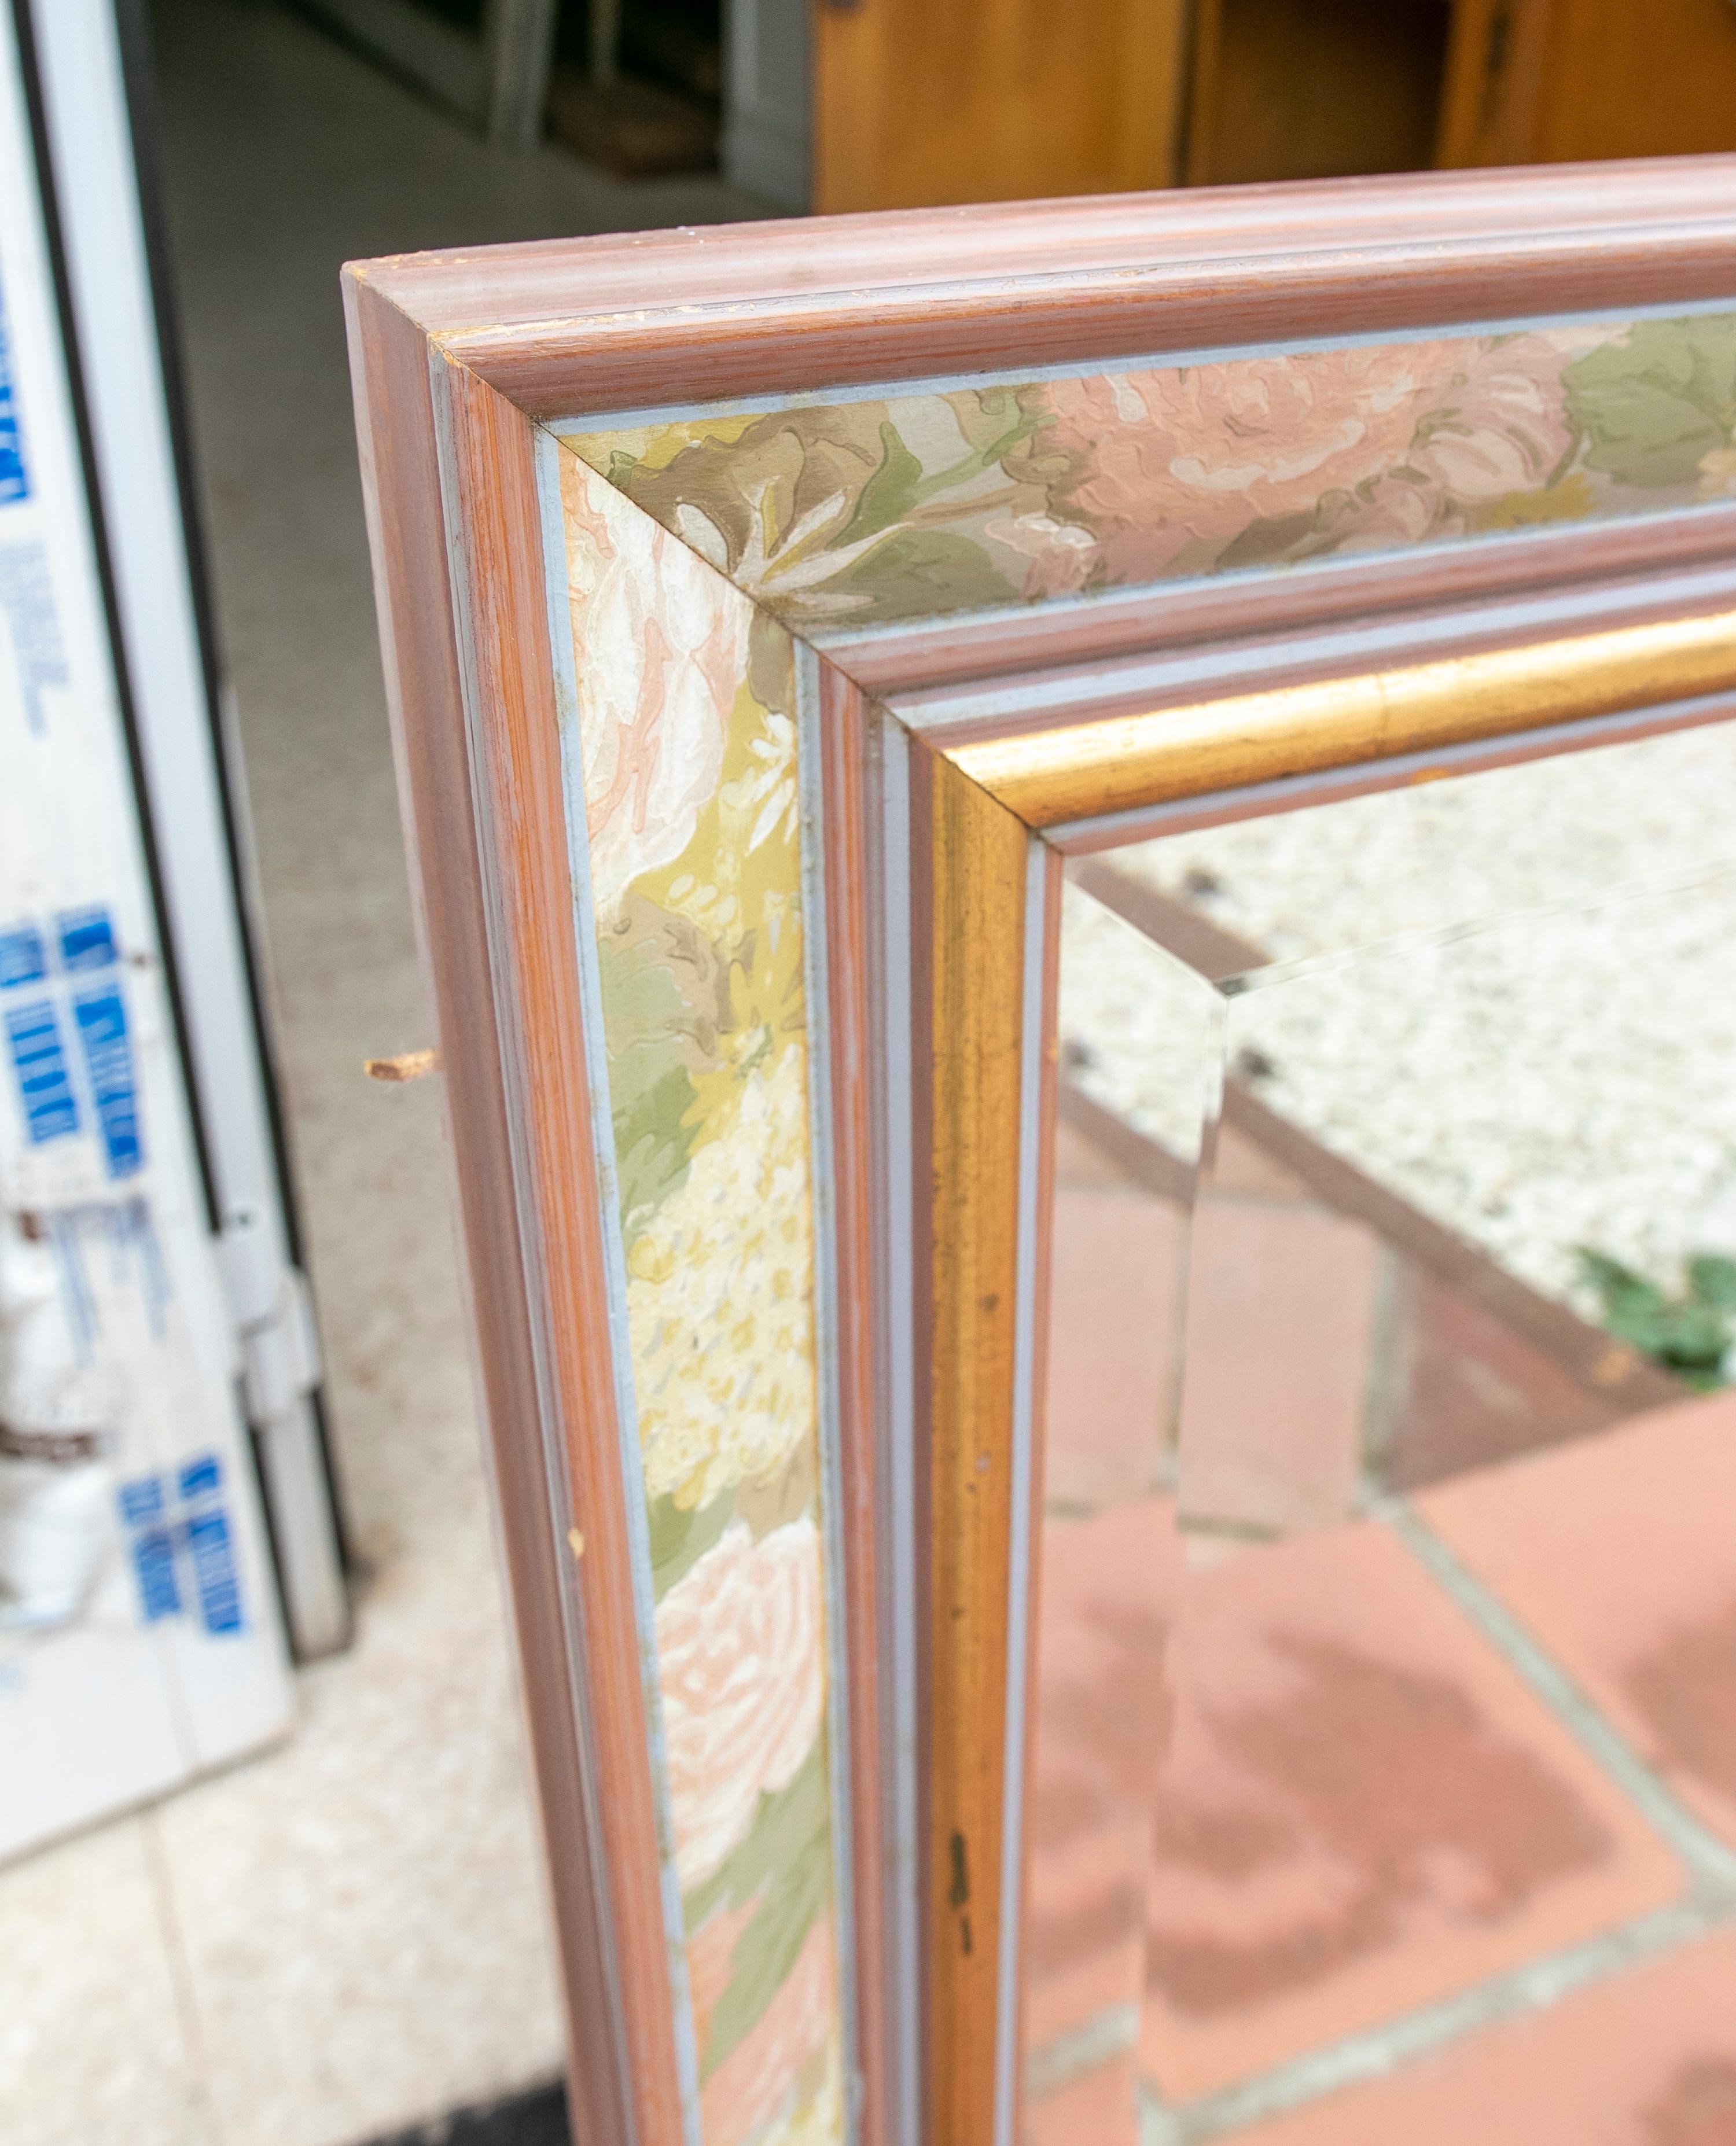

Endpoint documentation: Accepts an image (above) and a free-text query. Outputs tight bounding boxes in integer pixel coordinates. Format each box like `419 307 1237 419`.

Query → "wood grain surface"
920 748 1031 2146
350 159 1736 419
345 279 681 2146
813 0 1189 212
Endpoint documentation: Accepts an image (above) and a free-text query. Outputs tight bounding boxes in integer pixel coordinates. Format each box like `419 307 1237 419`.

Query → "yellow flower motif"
753 2041 842 2146
629 1046 817 1507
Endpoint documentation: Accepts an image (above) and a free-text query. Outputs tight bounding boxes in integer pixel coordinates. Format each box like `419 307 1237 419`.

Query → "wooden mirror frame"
344 157 1736 2146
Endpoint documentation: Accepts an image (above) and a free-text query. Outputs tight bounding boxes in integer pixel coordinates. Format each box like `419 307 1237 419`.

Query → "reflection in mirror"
1026 721 1736 2145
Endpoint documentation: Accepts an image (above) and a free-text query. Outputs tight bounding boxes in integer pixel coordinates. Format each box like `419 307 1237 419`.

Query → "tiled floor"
0 5 763 2144
1142 1516 1684 2103
1027 1118 1736 2144
1423 1398 1736 1852
1238 1930 1736 2146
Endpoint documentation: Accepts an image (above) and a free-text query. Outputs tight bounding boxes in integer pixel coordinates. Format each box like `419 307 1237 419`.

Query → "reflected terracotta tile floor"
1237 1928 1736 2146
1140 1518 1683 2104
1423 1393 1736 1851
1027 1136 1736 2143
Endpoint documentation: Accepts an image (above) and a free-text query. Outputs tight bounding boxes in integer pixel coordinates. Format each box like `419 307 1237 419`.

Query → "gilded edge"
925 752 1030 2146
947 608 1736 830
536 436 849 2146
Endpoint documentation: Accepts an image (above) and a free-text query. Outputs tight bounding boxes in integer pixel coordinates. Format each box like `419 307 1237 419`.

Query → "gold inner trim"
946 610 1736 828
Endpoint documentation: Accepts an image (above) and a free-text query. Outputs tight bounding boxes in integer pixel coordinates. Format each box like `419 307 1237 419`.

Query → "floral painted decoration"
546 303 1736 2146
564 311 1736 630
559 450 840 2146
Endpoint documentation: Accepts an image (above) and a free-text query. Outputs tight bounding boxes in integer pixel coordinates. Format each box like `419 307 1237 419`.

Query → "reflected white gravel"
1059 723 1736 1315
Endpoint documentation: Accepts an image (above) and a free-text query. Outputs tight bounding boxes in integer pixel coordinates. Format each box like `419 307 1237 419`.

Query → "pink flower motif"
699 1914 835 2146
1407 334 1575 502
656 1515 826 1890
1325 470 1444 552
1043 343 1473 579
982 513 1100 598
562 456 751 913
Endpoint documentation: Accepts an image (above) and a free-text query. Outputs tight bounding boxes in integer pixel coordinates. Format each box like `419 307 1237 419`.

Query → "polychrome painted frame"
343 156 1736 2146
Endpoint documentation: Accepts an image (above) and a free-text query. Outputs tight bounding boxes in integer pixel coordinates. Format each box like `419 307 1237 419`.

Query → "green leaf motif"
1214 509 1325 572
701 1830 830 2082
820 528 1021 623
683 1739 832 2080
648 1490 734 1602
612 1057 698 1247
595 903 727 1245
833 421 925 548
1563 315 1736 489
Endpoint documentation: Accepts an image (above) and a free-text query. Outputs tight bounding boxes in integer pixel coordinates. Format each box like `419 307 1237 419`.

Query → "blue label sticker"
58 908 117 973
116 1457 245 1636
131 1525 183 1622
1 908 145 1169
0 275 27 506
179 1455 243 1637
117 1472 181 1621
0 921 45 989
186 1508 242 1636
177 1453 222 1501
0 545 69 732
116 1473 164 1526
5 998 79 1142
72 987 139 1177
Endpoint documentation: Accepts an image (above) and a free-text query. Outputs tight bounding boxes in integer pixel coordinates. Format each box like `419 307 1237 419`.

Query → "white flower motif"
656 1514 825 1889
1698 447 1736 498
741 711 800 853
563 457 750 914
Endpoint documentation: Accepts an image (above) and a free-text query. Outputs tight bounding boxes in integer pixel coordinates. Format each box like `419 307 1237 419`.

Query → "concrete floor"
0 4 763 2143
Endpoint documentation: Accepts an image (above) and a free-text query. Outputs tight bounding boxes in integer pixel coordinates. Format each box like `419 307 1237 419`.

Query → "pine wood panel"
812 0 1192 212
1533 0 1736 161
1441 0 1736 167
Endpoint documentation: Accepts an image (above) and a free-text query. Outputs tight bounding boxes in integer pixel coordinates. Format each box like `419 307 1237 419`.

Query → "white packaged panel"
28 0 348 1663
0 0 292 1860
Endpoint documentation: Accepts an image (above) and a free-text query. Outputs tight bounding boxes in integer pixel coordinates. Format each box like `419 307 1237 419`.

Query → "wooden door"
1186 0 1455 186
812 0 1191 212
1440 0 1736 166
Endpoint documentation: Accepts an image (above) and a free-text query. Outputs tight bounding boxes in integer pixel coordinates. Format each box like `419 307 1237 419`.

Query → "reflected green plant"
1576 1247 1736 1390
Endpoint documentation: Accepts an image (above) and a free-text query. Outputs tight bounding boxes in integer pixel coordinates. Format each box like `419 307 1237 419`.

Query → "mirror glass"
1027 719 1736 2144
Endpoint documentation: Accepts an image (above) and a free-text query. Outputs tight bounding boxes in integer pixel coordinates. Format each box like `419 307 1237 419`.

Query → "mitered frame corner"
342 157 1736 2146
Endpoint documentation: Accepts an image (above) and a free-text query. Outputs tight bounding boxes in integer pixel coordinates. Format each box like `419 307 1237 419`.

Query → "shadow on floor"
368 2082 568 2146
